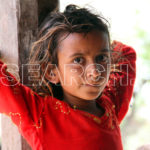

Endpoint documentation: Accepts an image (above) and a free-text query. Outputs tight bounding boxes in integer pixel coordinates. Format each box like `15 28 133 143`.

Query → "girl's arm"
0 60 45 129
103 41 136 124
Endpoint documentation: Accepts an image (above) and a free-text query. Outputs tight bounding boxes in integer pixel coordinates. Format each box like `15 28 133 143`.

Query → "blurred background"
0 0 150 150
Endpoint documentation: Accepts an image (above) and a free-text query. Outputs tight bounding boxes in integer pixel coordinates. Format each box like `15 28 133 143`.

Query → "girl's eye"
73 57 84 64
95 55 109 63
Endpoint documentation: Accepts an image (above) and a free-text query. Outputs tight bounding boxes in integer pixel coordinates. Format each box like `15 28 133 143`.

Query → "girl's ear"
42 63 60 84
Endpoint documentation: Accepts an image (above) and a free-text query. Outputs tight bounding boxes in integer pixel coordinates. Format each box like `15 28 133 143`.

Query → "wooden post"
0 0 59 149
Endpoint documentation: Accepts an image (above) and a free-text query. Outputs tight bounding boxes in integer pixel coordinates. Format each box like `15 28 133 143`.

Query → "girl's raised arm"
0 60 45 132
103 41 136 124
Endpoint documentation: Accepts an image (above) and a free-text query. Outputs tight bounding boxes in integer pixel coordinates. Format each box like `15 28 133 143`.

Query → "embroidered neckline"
51 95 118 130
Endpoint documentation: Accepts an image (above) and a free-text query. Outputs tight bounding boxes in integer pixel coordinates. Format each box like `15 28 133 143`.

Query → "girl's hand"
111 41 124 65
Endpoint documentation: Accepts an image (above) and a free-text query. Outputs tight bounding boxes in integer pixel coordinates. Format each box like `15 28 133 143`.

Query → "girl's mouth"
83 84 101 87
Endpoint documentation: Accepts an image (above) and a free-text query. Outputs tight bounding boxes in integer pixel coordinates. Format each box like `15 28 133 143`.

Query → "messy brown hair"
28 4 110 99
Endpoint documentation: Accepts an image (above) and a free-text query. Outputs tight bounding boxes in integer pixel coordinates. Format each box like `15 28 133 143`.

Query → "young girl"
0 4 136 150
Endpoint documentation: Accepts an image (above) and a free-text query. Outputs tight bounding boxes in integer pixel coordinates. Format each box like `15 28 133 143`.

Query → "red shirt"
0 41 136 150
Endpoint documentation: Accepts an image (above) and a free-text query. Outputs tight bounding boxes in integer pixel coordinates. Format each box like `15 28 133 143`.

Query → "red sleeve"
103 41 136 124
0 60 45 129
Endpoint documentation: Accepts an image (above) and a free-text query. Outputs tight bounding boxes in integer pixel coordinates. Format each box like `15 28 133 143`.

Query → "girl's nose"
85 64 103 81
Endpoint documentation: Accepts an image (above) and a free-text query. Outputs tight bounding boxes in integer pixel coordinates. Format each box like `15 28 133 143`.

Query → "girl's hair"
28 4 110 98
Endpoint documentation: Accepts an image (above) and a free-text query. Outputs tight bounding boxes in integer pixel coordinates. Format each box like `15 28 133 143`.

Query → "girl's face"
56 30 111 101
